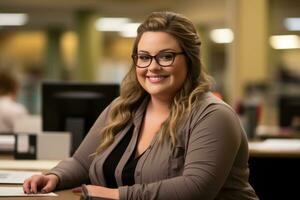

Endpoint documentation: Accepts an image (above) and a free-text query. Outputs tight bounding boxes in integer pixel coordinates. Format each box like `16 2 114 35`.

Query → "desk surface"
2 139 300 199
0 155 79 199
249 139 300 158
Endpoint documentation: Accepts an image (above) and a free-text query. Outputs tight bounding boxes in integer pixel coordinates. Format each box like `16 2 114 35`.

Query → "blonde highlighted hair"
96 11 212 154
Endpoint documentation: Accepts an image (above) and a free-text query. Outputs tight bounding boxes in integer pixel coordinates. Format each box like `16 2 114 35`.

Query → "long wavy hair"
95 11 212 154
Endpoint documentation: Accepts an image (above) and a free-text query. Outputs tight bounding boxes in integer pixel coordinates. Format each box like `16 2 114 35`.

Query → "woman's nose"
147 58 162 71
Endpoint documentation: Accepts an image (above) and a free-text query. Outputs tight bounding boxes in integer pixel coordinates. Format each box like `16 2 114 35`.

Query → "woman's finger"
23 178 31 194
41 179 55 193
29 177 40 193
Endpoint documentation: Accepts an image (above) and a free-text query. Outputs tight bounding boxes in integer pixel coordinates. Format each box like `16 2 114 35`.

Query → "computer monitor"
279 95 300 129
42 81 119 154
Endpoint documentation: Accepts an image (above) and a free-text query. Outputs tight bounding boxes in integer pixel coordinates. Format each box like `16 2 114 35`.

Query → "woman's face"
135 31 188 101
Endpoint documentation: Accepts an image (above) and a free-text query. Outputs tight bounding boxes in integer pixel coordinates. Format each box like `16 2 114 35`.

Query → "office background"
1 0 300 129
1 0 300 199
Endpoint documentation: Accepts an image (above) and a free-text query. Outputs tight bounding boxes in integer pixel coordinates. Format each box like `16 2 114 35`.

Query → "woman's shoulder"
195 92 234 112
188 93 244 142
190 92 239 123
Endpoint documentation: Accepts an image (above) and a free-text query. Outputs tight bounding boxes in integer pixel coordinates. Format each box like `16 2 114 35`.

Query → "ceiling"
0 0 299 34
0 0 226 31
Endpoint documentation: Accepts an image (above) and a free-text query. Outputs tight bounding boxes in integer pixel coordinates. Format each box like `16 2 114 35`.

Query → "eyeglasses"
132 51 185 68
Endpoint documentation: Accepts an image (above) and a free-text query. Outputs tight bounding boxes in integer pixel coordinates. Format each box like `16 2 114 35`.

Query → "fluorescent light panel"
95 17 130 32
0 13 28 26
95 17 140 38
269 35 300 49
120 23 140 38
284 18 300 31
210 28 234 44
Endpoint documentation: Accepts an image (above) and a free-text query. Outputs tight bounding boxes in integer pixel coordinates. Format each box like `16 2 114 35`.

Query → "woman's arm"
82 185 119 200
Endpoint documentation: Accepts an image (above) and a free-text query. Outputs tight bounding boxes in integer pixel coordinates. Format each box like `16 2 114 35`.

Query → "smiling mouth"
146 75 169 83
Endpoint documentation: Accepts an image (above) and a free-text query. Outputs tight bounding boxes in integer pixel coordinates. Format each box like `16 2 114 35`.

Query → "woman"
23 11 258 200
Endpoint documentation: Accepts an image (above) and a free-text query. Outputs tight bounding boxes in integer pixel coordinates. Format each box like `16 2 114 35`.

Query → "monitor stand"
65 118 85 155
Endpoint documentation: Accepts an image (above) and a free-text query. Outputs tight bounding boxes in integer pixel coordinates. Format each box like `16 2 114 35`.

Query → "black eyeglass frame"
131 52 185 68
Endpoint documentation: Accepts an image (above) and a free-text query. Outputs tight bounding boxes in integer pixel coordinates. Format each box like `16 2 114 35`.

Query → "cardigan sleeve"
119 104 246 200
46 103 112 189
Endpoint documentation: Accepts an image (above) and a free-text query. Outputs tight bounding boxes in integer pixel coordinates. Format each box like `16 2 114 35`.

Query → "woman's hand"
23 174 59 194
83 184 119 200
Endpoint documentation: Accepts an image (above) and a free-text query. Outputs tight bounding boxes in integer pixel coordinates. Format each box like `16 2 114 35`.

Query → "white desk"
0 158 59 171
249 139 300 157
0 155 79 200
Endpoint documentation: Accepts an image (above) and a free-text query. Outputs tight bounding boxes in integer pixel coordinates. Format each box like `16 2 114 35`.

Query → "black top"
103 126 142 188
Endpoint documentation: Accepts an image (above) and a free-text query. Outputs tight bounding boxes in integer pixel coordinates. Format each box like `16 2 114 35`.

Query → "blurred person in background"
23 11 258 200
0 70 28 132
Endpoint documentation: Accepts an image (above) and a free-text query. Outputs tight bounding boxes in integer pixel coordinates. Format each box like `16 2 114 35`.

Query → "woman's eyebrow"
138 48 177 54
137 50 150 54
158 48 177 52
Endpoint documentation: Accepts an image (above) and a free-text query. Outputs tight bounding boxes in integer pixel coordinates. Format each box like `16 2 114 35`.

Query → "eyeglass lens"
134 52 178 68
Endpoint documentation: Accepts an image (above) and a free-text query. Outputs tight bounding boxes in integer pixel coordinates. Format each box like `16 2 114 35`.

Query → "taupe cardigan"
49 92 258 200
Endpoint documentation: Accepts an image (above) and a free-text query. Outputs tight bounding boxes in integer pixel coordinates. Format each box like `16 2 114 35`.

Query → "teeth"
149 76 163 79
148 76 165 81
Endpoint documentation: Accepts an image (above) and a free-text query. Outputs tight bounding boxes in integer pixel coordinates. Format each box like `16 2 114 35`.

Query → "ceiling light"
269 35 300 49
120 23 140 38
0 13 28 26
284 18 300 31
209 28 234 44
95 17 140 38
95 17 130 32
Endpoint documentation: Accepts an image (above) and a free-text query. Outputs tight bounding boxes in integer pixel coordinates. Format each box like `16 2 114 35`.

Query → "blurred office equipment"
277 63 300 130
237 101 261 139
0 134 15 153
14 133 36 159
279 94 300 130
42 81 119 154
0 115 41 154
13 115 42 134
37 132 70 160
14 132 71 160
0 115 42 154
236 83 267 139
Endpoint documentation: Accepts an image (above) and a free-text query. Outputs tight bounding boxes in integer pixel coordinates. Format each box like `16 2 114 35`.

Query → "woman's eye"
159 53 173 61
138 55 151 61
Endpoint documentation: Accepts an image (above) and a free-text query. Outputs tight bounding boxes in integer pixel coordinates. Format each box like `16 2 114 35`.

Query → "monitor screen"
279 95 300 129
42 81 119 154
